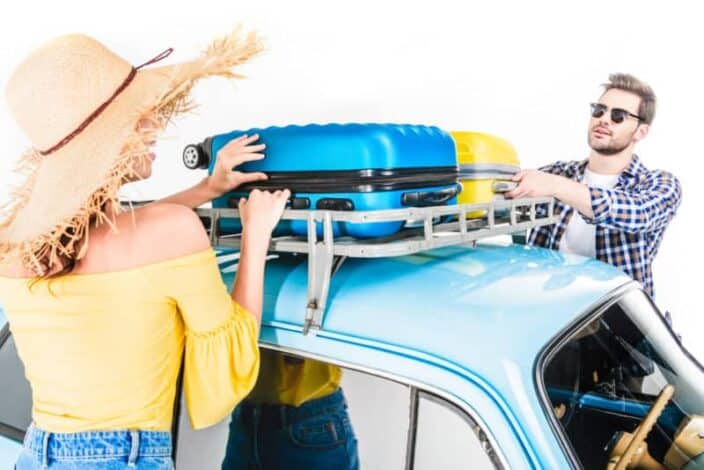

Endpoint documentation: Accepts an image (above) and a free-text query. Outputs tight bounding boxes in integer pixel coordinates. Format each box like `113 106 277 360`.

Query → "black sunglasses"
590 103 643 124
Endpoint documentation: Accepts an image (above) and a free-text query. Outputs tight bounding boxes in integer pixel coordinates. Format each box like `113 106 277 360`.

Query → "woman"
0 30 288 469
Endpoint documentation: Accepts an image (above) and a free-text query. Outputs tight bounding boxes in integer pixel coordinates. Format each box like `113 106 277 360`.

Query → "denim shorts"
15 424 173 469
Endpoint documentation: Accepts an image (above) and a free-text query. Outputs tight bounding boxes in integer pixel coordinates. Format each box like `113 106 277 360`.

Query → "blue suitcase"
184 123 460 238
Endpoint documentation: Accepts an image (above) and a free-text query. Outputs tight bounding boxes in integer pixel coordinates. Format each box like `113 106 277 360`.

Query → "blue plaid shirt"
528 155 682 298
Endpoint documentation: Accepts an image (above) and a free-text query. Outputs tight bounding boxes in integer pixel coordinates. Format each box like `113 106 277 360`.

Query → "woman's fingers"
240 134 260 145
235 152 266 165
243 143 265 152
238 172 268 184
220 134 260 153
274 190 291 214
227 142 265 155
217 152 265 172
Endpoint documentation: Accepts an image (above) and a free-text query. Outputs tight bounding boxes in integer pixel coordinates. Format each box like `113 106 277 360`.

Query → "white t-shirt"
559 168 620 258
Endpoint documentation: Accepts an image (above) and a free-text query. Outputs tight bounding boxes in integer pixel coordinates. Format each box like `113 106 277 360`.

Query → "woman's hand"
238 189 290 240
206 134 268 197
232 188 290 324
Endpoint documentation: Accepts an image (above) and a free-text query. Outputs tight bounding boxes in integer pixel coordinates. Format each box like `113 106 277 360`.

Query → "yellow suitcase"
450 131 520 217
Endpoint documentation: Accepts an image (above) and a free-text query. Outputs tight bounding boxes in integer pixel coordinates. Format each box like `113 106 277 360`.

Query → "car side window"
413 392 500 469
541 291 704 469
0 322 32 442
176 351 502 469
175 356 413 469
341 367 412 469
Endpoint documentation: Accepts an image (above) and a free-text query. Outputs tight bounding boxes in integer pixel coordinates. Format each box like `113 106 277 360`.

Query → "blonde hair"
602 73 656 125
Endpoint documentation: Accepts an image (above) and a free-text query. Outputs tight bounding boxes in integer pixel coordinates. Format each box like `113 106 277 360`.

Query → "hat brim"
0 29 262 271
2 64 185 242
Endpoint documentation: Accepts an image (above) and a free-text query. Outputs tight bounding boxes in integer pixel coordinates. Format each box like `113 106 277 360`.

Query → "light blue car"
2 240 703 469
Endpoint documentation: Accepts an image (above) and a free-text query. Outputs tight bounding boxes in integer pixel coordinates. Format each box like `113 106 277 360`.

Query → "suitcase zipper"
237 167 459 193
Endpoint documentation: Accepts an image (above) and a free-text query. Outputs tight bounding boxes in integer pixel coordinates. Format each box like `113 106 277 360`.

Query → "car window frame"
412 389 504 469
173 342 508 469
0 323 28 443
0 321 9 351
533 281 700 470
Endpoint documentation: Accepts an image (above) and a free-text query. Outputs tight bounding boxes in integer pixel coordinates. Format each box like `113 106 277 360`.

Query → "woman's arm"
158 134 268 209
231 190 289 324
154 133 287 324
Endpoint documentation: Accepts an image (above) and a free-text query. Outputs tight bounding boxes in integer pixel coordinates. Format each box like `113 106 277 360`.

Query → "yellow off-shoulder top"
0 249 259 432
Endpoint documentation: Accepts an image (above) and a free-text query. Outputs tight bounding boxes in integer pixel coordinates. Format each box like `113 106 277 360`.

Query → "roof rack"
195 197 557 334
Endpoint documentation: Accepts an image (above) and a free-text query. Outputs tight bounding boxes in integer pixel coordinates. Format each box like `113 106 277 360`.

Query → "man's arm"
507 169 682 233
584 171 681 233
554 179 594 218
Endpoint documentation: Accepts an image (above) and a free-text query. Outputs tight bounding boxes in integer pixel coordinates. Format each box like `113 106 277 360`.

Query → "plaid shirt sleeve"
584 170 682 233
538 162 568 175
530 162 571 220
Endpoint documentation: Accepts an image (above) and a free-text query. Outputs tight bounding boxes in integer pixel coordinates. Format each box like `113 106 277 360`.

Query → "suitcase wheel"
183 144 209 169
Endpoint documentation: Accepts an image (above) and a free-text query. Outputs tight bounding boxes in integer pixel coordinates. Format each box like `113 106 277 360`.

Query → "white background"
1 0 702 369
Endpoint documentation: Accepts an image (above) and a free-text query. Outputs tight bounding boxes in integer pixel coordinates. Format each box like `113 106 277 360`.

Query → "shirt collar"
571 154 647 182
564 160 588 180
622 154 647 178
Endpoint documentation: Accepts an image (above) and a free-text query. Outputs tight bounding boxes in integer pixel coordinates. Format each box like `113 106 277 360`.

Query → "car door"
0 306 31 467
174 348 505 469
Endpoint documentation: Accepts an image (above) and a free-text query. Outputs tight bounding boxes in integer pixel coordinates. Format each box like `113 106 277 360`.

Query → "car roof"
218 240 631 370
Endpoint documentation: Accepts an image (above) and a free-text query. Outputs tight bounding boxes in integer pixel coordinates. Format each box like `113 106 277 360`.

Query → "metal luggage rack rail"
196 196 557 334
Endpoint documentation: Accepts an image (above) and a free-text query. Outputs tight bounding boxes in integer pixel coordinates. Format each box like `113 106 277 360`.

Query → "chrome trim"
459 163 521 174
261 342 511 469
0 423 23 443
419 391 505 469
0 328 27 442
459 173 515 181
0 323 10 350
533 281 637 469
405 386 419 470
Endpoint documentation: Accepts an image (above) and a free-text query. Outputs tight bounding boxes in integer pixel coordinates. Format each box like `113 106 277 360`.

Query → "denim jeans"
15 424 173 469
221 388 359 470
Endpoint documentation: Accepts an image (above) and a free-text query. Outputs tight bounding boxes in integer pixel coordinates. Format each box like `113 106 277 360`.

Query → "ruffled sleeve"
142 249 260 429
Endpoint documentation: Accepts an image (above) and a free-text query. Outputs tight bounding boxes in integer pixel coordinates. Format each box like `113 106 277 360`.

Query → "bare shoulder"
0 259 25 277
124 203 211 260
78 203 211 272
1 204 211 277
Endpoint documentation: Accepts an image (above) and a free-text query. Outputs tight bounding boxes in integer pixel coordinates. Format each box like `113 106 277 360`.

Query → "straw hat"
0 28 262 274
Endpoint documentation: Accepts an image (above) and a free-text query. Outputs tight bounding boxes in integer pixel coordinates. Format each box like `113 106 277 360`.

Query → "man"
506 73 681 300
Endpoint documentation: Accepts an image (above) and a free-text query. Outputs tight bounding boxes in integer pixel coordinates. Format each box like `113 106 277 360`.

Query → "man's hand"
506 169 594 218
206 134 268 197
505 170 562 199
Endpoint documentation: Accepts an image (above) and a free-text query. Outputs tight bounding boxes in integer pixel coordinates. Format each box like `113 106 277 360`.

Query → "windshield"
541 288 704 469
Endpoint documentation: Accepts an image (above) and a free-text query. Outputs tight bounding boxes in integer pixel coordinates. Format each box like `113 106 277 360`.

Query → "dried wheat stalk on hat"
0 27 263 276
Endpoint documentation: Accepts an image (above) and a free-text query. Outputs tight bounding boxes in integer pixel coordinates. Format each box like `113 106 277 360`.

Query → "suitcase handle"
402 186 459 207
491 181 518 193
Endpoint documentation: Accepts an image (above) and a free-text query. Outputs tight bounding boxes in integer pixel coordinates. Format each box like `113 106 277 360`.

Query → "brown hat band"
38 48 174 156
